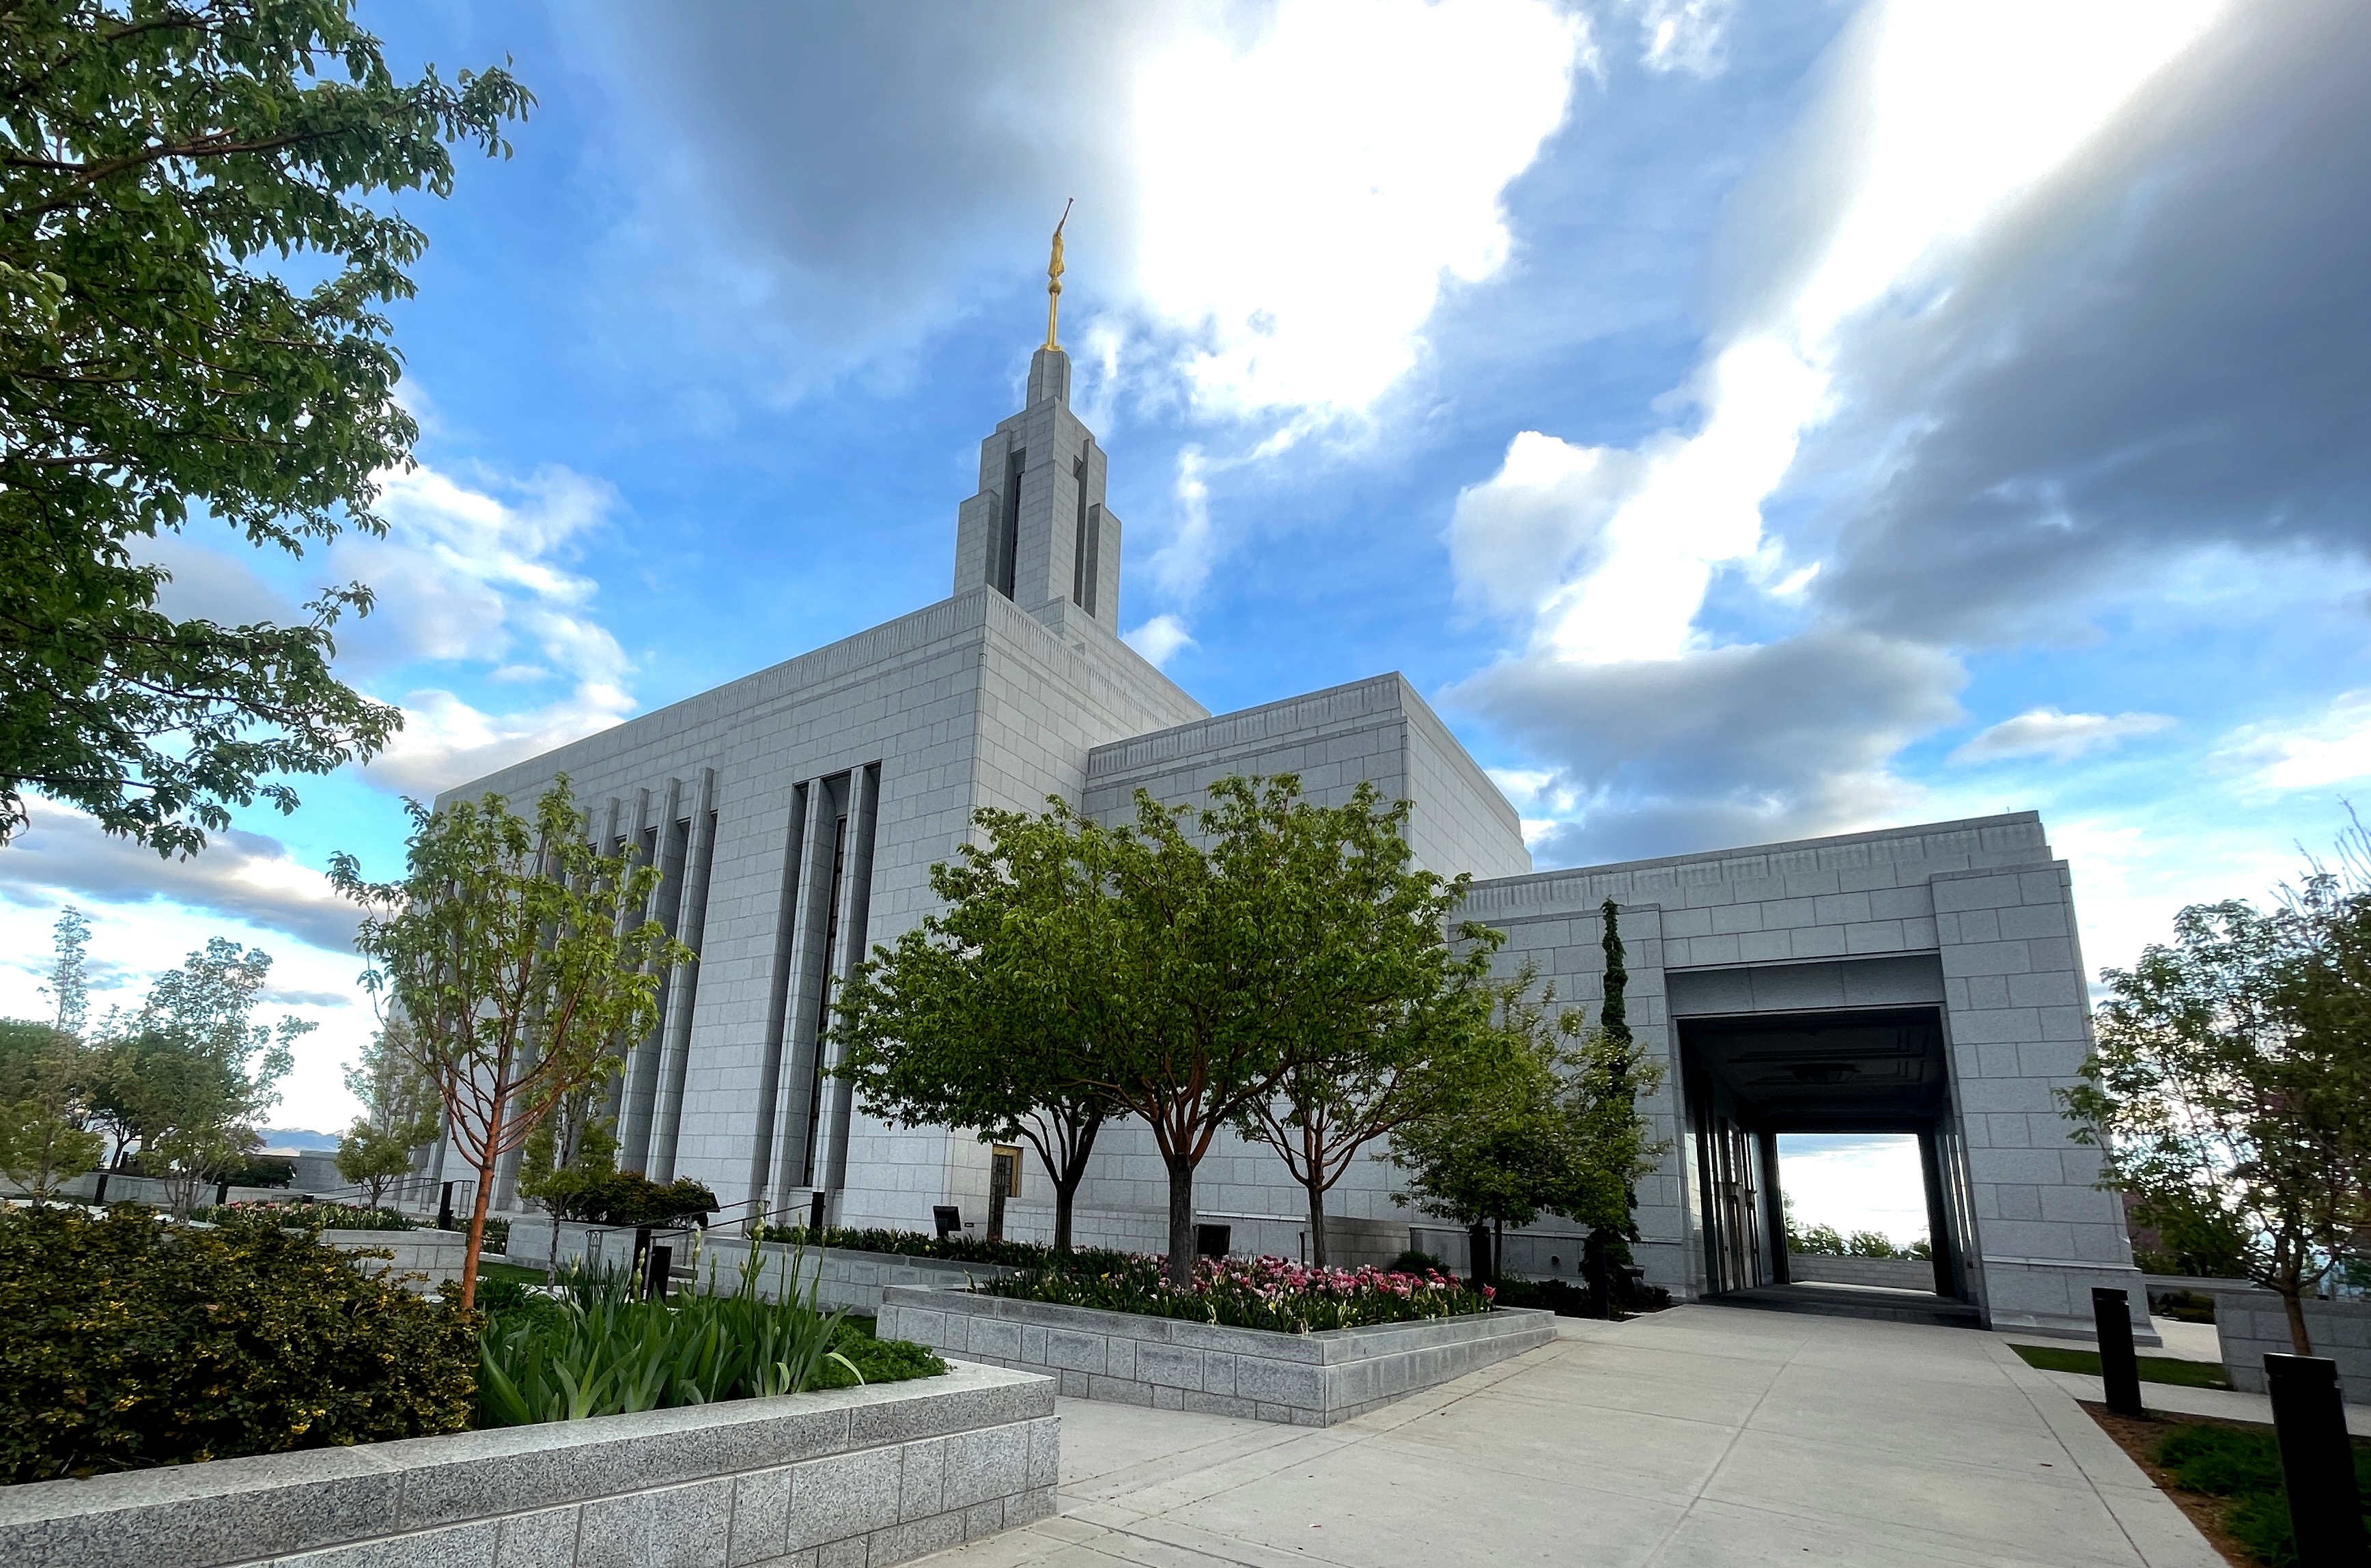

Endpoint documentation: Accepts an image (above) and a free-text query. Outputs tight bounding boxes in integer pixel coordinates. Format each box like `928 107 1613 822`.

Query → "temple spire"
1043 197 1072 352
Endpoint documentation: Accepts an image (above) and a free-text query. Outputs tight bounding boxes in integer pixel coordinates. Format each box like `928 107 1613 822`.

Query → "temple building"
436 297 2142 1338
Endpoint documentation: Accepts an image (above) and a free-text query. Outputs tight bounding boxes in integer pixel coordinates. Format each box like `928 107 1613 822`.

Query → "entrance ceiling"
1679 1007 1950 1128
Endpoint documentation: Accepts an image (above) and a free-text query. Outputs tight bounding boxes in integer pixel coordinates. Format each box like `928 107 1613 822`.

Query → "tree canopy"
2060 888 2371 1354
1390 964 1664 1286
0 0 530 854
836 798 1133 1253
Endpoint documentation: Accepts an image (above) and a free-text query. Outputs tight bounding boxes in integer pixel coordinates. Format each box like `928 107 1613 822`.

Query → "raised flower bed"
0 1360 1058 1568
880 1257 1555 1427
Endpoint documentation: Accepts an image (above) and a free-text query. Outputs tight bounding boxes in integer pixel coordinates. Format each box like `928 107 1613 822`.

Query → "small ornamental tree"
333 776 692 1309
835 801 1130 1254
2059 897 2366 1354
515 1084 619 1282
1389 966 1572 1284
1224 783 1502 1266
335 1017 440 1207
1389 963 1663 1289
92 938 304 1216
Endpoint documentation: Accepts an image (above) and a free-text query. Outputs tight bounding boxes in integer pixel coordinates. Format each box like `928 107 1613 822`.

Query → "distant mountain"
257 1128 343 1152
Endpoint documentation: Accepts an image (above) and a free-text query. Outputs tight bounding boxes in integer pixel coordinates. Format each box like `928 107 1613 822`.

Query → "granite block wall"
0 1362 1057 1568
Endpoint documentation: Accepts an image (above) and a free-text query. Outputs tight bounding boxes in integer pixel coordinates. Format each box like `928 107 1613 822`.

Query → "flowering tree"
333 776 691 1309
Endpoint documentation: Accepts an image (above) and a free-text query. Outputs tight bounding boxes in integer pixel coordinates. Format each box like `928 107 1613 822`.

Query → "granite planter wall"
316 1227 469 1292
2211 1291 2371 1404
1785 1255 1936 1291
878 1288 1556 1427
0 1360 1056 1568
506 1219 1020 1313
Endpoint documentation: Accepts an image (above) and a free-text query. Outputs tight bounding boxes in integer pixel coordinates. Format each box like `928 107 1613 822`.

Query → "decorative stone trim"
0 1360 1056 1568
878 1289 1555 1427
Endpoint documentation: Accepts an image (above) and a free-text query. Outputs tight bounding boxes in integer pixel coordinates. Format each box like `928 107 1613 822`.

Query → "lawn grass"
2086 1403 2371 1566
2010 1341 2231 1389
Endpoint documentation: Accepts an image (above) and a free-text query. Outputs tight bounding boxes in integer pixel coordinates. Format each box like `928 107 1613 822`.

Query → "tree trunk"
2279 1283 2316 1356
460 1146 498 1312
1468 1221 1493 1288
1166 1150 1196 1288
1052 1170 1080 1255
1305 1177 1330 1268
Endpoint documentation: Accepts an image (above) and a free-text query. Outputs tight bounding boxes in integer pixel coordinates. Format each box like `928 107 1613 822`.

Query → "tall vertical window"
1071 453 1090 607
995 447 1024 599
802 813 848 1185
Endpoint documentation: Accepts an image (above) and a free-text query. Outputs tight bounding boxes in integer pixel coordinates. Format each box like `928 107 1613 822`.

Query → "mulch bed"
2079 1401 2265 1568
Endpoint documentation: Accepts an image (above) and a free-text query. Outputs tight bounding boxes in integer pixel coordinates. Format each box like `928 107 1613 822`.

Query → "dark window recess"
1071 451 1091 607
802 813 849 1185
995 447 1024 599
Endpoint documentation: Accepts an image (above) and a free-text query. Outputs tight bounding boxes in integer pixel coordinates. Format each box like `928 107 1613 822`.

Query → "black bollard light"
646 1244 673 1302
2092 1287 2145 1418
214 1179 230 1208
438 1181 454 1232
810 1189 827 1241
2265 1354 2368 1567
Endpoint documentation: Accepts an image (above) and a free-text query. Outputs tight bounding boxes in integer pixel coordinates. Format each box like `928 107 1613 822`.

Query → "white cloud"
1630 0 1736 76
2223 689 2371 792
337 462 639 796
0 800 361 958
1128 0 1588 419
1454 1 2226 658
1949 708 2174 764
1123 613 1197 670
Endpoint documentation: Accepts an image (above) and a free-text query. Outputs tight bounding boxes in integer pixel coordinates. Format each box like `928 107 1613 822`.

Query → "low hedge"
0 1206 477 1483
750 1222 1128 1272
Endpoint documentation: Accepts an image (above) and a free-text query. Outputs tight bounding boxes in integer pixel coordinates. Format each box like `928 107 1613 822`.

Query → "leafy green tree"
333 776 692 1309
1390 964 1662 1288
0 0 531 854
86 938 304 1215
515 1083 618 1281
335 1018 438 1207
1091 776 1433 1287
835 800 1130 1255
1388 967 1570 1285
0 1017 101 1201
39 908 92 1036
1223 783 1502 1267
2059 899 2367 1354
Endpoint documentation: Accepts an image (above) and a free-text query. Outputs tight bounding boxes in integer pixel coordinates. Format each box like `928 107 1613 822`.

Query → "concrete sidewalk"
925 1304 2223 1568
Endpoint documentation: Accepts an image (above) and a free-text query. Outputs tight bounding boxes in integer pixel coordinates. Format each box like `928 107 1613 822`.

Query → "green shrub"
479 1216 511 1252
0 1206 476 1482
749 1222 1127 1272
1388 1248 1444 1274
816 1319 948 1390
194 1199 414 1231
542 1171 717 1227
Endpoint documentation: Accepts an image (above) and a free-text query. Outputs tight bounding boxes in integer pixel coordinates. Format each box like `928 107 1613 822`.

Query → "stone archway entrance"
1679 1005 1982 1327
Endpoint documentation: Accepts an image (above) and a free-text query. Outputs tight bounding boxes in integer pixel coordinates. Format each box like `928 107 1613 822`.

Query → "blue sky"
4 0 2368 1173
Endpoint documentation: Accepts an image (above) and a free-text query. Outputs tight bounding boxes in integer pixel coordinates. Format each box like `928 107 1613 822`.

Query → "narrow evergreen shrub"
0 1206 476 1482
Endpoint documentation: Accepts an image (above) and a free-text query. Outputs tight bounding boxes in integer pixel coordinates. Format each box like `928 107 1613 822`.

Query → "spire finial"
1044 197 1073 352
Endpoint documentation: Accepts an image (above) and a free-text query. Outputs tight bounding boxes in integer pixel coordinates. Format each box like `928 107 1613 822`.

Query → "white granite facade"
435 342 2133 1336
